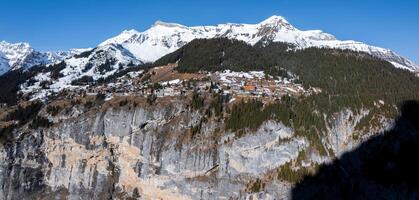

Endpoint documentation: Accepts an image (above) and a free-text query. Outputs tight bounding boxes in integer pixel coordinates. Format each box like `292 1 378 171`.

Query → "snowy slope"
100 16 418 71
62 43 140 81
19 43 141 100
0 41 84 75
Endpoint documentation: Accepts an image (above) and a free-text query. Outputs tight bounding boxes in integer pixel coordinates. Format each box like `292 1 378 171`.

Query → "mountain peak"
152 20 187 29
261 15 287 23
0 40 32 51
259 15 295 30
0 40 80 75
100 29 140 47
121 29 140 35
92 16 418 71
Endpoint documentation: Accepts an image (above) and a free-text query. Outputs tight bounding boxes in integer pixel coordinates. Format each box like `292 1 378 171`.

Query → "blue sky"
1 0 418 63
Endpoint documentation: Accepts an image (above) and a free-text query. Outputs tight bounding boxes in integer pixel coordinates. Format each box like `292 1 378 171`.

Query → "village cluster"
83 67 319 100
19 65 321 103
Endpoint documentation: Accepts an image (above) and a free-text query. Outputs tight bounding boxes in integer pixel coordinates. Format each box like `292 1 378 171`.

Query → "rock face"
0 97 386 200
324 109 369 156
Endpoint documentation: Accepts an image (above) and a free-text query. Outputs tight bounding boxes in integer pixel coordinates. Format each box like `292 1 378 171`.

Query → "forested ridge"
156 38 419 155
157 38 419 101
2 38 419 143
156 38 419 110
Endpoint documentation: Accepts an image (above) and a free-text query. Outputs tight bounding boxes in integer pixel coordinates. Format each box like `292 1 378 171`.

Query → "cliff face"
0 97 387 200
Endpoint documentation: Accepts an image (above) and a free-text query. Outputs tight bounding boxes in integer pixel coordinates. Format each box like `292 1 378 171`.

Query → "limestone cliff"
0 96 388 200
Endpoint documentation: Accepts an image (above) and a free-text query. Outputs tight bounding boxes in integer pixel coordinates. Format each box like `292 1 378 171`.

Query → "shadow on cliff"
292 100 419 200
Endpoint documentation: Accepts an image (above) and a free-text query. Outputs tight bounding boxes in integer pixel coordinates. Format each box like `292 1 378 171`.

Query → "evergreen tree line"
156 38 419 154
0 61 74 105
156 38 419 105
155 38 419 120
0 101 44 142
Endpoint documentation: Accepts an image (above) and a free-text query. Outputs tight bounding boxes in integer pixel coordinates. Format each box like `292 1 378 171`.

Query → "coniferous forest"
156 38 419 155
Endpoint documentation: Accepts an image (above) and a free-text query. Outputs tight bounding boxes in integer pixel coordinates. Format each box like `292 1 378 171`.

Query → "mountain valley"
1 16 419 199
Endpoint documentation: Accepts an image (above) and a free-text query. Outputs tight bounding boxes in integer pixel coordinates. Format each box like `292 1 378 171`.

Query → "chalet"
243 84 256 92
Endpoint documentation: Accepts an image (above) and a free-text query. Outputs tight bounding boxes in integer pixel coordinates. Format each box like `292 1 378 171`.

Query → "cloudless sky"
0 0 418 63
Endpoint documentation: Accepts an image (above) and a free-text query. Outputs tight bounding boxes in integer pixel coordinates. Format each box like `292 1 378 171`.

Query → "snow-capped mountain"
3 15 417 77
100 15 418 71
0 41 86 75
19 43 141 100
7 15 419 102
60 43 140 81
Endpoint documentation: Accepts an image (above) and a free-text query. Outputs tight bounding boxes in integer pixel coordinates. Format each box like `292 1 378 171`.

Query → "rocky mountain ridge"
0 41 89 75
1 15 418 77
101 15 418 71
